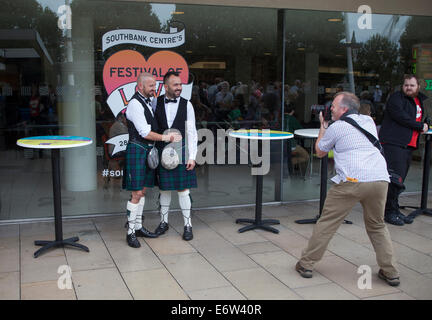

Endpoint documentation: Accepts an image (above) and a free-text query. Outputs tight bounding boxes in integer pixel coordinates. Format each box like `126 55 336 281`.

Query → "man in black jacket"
379 74 429 226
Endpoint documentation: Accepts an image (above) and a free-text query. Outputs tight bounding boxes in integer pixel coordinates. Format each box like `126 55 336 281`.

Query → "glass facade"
0 0 431 220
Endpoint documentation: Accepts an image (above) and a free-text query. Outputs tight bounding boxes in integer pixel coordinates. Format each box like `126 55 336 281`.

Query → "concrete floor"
1 193 432 300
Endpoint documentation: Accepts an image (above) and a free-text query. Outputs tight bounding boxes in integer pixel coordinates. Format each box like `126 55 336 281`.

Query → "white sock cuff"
178 189 190 197
139 197 145 206
127 201 139 211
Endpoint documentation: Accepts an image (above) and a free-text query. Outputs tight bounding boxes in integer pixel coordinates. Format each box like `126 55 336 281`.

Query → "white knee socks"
159 190 171 223
126 201 139 235
178 190 192 227
135 197 145 230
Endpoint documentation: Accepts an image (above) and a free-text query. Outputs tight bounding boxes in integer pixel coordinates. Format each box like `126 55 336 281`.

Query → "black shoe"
183 226 193 241
135 227 159 238
384 213 405 226
397 212 413 224
378 269 400 287
295 262 313 278
154 222 169 235
126 233 141 248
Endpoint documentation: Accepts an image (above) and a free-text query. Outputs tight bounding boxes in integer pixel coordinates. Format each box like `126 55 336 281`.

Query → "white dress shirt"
318 114 390 184
125 92 154 139
154 97 198 161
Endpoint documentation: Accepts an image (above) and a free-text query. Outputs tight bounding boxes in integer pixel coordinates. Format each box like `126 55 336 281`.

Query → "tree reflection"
355 34 400 85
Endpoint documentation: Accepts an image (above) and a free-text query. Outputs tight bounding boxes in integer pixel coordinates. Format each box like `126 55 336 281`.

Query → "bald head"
137 72 156 98
137 72 154 84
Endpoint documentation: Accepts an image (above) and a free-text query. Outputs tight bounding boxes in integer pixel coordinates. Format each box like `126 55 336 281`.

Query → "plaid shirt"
318 114 390 184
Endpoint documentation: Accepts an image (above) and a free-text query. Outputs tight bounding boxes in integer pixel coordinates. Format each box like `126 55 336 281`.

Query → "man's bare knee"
131 191 142 203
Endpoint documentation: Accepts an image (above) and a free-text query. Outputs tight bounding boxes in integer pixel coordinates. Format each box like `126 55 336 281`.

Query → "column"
61 16 97 191
304 52 319 123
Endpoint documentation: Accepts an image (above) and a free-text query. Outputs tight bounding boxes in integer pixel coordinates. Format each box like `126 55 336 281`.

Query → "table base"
407 208 432 219
34 236 89 258
295 215 353 225
236 218 280 234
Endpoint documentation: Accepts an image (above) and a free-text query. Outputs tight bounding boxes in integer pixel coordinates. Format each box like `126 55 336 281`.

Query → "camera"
311 104 332 122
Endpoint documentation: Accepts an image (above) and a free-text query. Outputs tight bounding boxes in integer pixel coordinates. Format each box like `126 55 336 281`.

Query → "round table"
406 130 432 219
229 129 293 234
17 136 93 258
293 129 352 225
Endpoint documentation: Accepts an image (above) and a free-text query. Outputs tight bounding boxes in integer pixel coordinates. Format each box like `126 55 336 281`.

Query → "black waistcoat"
154 95 188 160
126 92 158 145
155 95 188 137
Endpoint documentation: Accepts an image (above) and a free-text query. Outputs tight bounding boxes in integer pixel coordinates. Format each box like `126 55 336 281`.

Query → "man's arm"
126 99 179 142
386 95 425 131
186 101 198 170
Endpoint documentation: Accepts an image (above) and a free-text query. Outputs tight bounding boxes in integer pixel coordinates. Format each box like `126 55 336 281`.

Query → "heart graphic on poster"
103 49 189 95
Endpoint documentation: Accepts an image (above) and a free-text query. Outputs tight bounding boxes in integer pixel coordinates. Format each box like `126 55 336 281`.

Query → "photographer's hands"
319 111 329 130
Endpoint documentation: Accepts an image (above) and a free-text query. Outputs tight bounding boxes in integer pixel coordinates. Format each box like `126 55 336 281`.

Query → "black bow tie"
144 97 151 104
165 98 177 104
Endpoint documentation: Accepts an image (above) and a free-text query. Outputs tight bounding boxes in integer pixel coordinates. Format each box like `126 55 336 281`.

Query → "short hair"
404 74 419 85
163 71 180 84
359 103 371 116
137 72 153 83
360 90 370 100
335 91 360 112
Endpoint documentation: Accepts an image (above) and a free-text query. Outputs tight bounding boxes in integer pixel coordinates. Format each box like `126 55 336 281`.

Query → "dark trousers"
382 143 413 215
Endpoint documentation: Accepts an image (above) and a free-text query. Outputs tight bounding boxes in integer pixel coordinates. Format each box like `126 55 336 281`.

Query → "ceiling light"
297 47 305 51
186 50 193 53
328 18 342 22
264 52 272 55
376 50 384 53
242 37 253 41
208 45 216 48
171 11 184 15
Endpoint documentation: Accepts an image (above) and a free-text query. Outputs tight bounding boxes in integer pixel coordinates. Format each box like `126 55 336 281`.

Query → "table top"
17 136 93 149
229 129 293 140
294 128 320 138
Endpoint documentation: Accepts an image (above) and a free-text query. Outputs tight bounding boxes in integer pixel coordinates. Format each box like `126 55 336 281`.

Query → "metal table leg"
408 134 432 219
295 155 352 225
33 148 90 258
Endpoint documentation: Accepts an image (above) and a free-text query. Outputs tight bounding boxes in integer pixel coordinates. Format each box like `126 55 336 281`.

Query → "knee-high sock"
159 190 171 223
135 197 145 230
178 190 192 227
126 201 139 235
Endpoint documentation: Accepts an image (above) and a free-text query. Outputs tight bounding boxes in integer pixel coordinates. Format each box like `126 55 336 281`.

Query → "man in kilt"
153 71 198 241
123 72 180 248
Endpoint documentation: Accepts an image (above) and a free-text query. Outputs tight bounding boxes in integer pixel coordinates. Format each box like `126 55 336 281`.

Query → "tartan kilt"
122 142 156 190
157 164 197 191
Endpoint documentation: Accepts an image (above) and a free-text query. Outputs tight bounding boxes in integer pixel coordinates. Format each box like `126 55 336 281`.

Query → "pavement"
1 193 432 300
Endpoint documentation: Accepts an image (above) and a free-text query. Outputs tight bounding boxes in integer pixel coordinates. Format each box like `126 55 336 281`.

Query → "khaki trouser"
299 181 399 278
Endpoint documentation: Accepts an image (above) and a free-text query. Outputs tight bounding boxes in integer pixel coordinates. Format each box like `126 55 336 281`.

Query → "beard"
403 87 419 98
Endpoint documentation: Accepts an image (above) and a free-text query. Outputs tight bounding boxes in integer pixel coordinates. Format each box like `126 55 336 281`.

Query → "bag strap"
340 116 384 154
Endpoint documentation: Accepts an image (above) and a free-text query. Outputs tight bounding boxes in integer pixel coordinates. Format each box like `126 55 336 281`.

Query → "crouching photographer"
295 91 400 287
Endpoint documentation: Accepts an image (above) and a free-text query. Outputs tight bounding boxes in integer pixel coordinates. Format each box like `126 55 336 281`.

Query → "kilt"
122 142 156 191
157 164 197 191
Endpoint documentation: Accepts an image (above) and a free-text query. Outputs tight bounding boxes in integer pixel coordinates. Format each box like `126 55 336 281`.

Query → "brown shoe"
295 262 313 278
378 269 400 287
